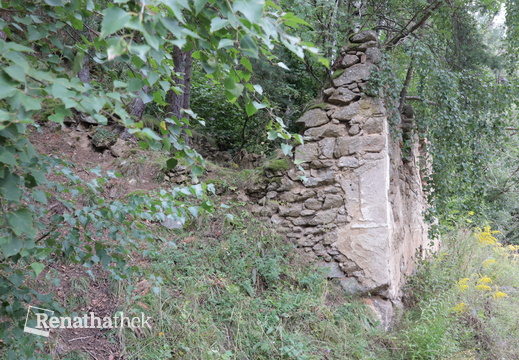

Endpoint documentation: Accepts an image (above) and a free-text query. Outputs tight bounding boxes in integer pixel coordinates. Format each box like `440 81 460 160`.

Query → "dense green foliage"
0 0 317 357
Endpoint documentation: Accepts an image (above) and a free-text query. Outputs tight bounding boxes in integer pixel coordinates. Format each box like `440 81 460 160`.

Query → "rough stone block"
334 135 385 157
342 54 360 67
338 156 360 168
322 194 343 210
279 205 303 217
332 64 372 87
310 160 334 169
296 108 330 129
365 47 382 64
358 40 378 50
348 124 361 135
319 138 336 159
349 30 377 43
304 198 322 210
304 123 347 139
320 262 345 278
295 142 319 163
309 210 337 225
333 102 360 121
328 88 361 106
364 117 384 134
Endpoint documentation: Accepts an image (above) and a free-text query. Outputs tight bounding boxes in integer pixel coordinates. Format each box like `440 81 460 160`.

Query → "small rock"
301 209 316 216
349 30 377 43
320 262 345 278
266 191 278 199
304 198 322 210
296 109 330 129
358 40 378 50
342 54 360 67
364 117 384 134
323 88 335 96
348 124 361 135
110 138 130 158
365 47 382 64
309 210 337 225
322 194 343 210
328 88 361 106
337 156 360 168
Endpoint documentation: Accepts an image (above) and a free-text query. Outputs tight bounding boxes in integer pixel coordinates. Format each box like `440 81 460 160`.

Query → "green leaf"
193 0 207 14
0 73 18 99
0 148 17 166
210 17 229 33
44 0 63 6
224 76 244 99
0 236 23 257
101 7 130 37
140 128 162 141
50 83 75 98
129 44 151 61
128 78 145 92
30 263 45 277
240 35 259 58
318 57 330 68
253 84 263 94
7 208 37 238
281 12 310 27
281 143 293 155
8 271 24 286
106 37 128 61
19 94 42 111
240 57 252 71
0 173 22 202
192 166 203 176
245 99 258 116
218 39 234 49
5 64 26 83
72 51 85 74
32 189 48 204
233 0 265 23
166 158 178 170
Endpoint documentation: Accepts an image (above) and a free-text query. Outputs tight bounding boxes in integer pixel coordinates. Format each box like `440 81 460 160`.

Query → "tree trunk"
78 57 90 84
166 46 193 146
130 85 150 120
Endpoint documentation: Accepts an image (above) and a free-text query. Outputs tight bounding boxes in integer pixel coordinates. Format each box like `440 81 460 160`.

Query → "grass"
118 208 388 360
387 226 519 359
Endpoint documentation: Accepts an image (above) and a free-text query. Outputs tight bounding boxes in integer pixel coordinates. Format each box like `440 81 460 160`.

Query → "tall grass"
119 210 388 359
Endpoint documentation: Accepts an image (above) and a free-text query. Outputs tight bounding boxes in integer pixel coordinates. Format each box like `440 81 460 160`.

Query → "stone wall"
248 31 433 312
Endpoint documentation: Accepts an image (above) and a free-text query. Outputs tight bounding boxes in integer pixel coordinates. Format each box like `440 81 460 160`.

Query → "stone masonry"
249 31 433 310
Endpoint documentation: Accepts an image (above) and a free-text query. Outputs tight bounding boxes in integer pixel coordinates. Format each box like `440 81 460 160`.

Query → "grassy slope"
118 209 388 359
21 133 519 359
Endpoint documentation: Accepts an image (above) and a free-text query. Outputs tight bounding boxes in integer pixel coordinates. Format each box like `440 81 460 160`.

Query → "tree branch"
405 96 439 107
385 0 444 49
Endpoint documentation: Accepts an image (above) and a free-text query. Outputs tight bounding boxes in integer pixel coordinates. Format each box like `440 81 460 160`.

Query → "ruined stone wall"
249 31 432 306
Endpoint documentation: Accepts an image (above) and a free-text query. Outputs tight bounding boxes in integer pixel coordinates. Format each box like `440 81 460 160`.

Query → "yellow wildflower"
451 302 468 313
493 291 508 299
457 278 470 292
482 259 496 268
476 284 492 291
477 276 492 285
508 245 517 252
468 211 475 216
475 226 501 245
